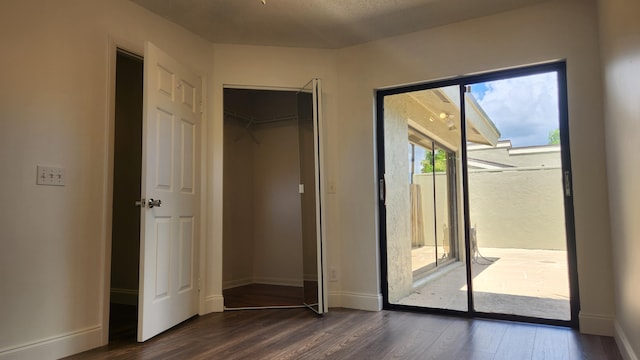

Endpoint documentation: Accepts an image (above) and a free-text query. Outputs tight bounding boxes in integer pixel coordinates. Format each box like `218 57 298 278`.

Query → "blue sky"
470 72 559 147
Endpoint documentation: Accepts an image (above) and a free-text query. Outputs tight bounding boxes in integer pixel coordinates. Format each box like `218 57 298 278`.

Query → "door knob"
135 199 145 207
148 198 162 208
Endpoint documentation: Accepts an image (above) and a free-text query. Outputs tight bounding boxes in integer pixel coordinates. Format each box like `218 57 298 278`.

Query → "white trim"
509 144 561 155
469 165 562 173
0 325 102 360
467 159 511 170
222 277 253 290
615 321 639 360
467 140 512 151
579 311 614 336
337 292 383 311
204 294 225 313
328 291 342 308
223 277 308 290
252 277 304 287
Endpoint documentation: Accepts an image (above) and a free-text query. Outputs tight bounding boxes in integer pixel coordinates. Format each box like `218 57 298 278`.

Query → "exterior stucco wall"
383 99 414 302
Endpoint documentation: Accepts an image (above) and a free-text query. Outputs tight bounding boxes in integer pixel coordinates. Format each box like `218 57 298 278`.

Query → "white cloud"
475 72 559 147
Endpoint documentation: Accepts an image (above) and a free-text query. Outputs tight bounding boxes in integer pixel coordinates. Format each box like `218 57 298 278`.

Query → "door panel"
299 79 327 314
465 72 571 321
138 42 201 342
180 120 195 193
383 85 466 311
178 217 194 292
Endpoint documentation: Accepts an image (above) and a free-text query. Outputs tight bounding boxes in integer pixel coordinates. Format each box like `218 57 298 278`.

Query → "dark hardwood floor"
65 308 622 360
224 284 304 308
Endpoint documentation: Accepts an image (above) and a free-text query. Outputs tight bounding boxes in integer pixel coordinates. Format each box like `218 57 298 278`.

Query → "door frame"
376 61 580 329
220 83 328 313
102 38 208 345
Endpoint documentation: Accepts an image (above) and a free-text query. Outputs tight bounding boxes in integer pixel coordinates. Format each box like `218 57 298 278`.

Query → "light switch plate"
37 165 65 186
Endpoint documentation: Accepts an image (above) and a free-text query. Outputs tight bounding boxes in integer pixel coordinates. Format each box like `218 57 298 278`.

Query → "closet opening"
222 85 326 312
109 49 143 342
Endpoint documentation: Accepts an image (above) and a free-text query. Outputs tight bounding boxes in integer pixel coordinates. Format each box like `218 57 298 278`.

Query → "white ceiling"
130 0 554 49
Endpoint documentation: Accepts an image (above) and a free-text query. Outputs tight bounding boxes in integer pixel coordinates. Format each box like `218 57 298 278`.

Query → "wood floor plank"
224 284 304 308
568 332 624 360
458 318 508 355
493 322 538 360
65 308 623 360
532 326 571 360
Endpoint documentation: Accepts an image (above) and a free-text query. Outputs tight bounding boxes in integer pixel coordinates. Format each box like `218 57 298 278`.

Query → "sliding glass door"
381 85 467 312
465 72 573 321
378 62 579 327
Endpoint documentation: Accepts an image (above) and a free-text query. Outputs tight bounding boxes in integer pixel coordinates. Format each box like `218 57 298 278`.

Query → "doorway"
222 83 326 313
109 49 143 342
378 62 579 327
108 42 204 343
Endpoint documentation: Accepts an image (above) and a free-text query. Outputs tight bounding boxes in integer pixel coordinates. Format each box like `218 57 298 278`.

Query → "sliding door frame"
376 61 580 329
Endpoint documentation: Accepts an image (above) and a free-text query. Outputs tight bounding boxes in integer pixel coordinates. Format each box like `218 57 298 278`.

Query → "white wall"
223 113 303 289
252 122 303 285
0 0 214 358
335 0 615 333
599 0 640 357
382 98 414 302
223 119 255 287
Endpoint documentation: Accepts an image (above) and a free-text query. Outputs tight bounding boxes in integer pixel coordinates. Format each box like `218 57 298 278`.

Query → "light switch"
37 165 65 186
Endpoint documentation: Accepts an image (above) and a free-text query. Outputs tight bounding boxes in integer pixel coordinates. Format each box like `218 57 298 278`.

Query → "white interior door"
298 79 327 314
138 42 201 342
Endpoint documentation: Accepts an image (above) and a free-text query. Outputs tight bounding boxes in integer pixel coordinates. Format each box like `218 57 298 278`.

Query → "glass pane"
384 85 467 311
465 72 571 320
434 146 455 267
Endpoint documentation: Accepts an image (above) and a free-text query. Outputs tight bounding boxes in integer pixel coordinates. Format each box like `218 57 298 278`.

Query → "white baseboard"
223 277 304 290
204 294 224 313
328 291 342 308
579 311 614 336
0 325 102 360
614 321 639 360
335 291 383 311
222 277 253 290
252 277 303 287
110 287 138 305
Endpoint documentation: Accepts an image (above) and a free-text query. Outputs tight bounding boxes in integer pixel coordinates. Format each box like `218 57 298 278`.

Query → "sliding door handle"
563 171 572 197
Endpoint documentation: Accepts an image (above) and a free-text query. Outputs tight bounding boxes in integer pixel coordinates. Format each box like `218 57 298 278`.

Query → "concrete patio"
399 247 571 320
